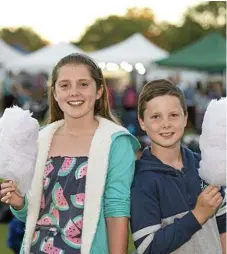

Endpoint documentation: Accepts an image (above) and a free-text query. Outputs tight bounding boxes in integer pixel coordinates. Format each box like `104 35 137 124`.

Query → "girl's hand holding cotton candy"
0 180 24 209
0 106 39 196
199 98 226 186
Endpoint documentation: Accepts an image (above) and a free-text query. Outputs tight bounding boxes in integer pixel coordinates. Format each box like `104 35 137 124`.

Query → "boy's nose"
161 119 171 128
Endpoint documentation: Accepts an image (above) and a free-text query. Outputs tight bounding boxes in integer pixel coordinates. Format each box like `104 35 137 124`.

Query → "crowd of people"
0 53 225 254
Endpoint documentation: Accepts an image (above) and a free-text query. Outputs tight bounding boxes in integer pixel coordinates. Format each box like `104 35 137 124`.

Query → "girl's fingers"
1 192 11 203
1 181 15 189
1 187 15 195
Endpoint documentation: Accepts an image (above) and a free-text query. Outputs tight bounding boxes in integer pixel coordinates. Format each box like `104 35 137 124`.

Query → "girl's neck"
61 115 99 137
151 142 183 170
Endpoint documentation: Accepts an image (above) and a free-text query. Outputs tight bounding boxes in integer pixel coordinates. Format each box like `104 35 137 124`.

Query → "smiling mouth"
160 132 174 137
67 101 84 106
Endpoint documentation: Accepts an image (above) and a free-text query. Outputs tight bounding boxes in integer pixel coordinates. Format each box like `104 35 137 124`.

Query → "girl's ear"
52 87 58 102
96 85 103 100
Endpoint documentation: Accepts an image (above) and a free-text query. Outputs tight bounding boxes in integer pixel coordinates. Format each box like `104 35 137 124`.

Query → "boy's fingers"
216 197 223 206
202 185 215 194
207 188 219 198
211 193 222 203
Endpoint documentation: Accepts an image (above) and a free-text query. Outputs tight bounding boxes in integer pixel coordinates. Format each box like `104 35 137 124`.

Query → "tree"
147 1 226 52
0 27 48 52
76 8 155 51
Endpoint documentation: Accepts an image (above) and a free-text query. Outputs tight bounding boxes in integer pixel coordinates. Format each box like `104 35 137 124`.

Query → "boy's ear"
138 116 146 131
184 112 188 127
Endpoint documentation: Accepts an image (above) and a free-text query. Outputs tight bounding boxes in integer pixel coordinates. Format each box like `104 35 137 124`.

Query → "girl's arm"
106 217 129 254
104 134 139 254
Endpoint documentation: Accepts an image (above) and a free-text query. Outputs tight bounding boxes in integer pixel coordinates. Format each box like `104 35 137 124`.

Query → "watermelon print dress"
30 156 88 254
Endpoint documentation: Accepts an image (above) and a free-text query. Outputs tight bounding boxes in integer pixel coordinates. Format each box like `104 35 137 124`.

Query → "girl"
0 53 140 254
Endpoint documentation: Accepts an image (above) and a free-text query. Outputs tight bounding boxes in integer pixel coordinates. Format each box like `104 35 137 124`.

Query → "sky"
1 0 202 43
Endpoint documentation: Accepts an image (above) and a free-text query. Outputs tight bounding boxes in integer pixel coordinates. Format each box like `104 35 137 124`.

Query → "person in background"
195 81 210 134
2 71 16 110
130 79 226 254
7 217 25 254
183 82 196 129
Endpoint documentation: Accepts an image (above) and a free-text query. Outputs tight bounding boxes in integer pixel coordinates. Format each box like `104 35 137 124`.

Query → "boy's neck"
151 143 183 170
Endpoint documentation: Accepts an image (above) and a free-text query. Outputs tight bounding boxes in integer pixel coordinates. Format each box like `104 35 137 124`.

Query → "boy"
130 79 226 254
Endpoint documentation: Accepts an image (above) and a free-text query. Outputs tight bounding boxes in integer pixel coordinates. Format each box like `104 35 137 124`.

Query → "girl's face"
54 64 103 120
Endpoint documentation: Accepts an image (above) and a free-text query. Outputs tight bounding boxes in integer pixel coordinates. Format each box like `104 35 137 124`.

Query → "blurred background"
0 1 226 253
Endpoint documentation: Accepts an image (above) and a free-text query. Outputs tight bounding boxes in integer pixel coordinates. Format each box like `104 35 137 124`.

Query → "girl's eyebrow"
58 78 91 82
57 79 69 83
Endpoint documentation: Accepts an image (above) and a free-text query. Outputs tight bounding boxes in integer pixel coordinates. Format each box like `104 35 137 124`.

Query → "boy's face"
138 95 187 149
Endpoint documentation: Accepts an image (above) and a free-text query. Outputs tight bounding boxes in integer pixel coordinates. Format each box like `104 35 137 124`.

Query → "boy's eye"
79 83 88 87
151 115 160 119
171 113 179 117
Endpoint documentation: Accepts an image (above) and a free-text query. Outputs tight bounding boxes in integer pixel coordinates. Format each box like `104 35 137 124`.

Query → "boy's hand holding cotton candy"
0 106 39 195
199 98 226 186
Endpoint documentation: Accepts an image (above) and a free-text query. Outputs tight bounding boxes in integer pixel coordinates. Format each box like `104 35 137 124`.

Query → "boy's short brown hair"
138 79 187 120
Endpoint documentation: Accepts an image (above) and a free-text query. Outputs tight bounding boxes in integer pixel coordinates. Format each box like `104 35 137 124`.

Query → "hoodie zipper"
177 169 194 209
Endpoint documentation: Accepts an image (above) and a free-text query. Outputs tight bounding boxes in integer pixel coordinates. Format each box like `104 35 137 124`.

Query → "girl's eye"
60 84 68 88
171 114 179 117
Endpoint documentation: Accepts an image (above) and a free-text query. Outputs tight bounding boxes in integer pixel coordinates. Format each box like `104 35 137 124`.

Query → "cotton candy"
0 106 39 195
199 98 226 186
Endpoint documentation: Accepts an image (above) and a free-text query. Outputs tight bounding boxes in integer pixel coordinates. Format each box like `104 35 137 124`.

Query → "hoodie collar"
136 145 196 175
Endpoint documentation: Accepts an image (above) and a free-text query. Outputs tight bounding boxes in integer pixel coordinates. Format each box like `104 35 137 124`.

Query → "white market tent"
7 42 85 74
0 39 24 67
89 33 168 66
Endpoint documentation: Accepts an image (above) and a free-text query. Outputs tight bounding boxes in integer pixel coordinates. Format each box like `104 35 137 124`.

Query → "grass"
0 223 135 253
0 224 13 254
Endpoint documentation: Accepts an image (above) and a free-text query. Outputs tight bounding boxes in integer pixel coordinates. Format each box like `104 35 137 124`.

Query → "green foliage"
77 14 153 51
151 1 226 52
76 2 226 53
0 26 48 52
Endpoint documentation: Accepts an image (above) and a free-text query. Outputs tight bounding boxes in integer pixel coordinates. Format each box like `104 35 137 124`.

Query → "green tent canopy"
156 32 226 72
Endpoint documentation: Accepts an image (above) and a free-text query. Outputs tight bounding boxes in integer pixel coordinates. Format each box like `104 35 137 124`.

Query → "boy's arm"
130 183 202 254
220 233 226 254
216 187 226 253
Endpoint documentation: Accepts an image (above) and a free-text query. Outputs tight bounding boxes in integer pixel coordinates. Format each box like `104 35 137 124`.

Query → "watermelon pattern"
61 216 83 249
70 193 85 208
40 237 65 254
43 177 50 190
75 161 87 180
44 160 54 178
40 194 45 209
49 203 60 225
37 214 58 226
32 156 87 253
31 231 40 246
52 182 69 211
58 157 77 177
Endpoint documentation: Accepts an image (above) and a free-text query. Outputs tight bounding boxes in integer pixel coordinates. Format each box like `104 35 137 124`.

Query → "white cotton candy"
199 98 226 186
0 106 39 195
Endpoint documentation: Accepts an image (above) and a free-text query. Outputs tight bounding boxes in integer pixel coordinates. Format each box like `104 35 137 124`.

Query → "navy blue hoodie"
130 146 226 254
